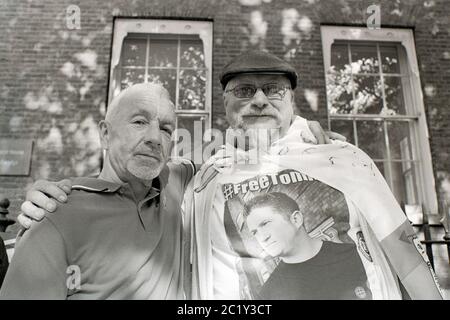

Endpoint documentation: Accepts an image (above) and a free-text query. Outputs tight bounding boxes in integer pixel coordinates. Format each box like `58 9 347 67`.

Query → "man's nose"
144 124 162 146
250 88 269 109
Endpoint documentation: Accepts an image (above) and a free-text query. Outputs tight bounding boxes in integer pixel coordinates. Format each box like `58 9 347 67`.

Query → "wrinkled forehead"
116 88 175 120
226 73 291 88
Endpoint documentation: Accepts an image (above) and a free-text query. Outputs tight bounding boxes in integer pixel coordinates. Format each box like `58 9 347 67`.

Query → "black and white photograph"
0 0 449 302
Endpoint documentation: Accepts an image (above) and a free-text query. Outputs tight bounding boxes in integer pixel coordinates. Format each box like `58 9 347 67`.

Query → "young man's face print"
246 206 298 258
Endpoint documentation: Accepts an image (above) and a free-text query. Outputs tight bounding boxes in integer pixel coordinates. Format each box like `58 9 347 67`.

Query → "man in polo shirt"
0 83 194 299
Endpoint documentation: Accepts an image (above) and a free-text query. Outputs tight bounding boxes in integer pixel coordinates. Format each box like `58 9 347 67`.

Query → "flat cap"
219 50 298 90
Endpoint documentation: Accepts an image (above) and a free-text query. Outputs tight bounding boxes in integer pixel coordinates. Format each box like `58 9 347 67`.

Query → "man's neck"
281 234 323 264
127 178 153 202
98 161 123 185
98 162 153 202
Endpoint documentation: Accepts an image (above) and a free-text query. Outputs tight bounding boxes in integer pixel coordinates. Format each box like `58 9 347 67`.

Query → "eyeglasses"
225 83 291 99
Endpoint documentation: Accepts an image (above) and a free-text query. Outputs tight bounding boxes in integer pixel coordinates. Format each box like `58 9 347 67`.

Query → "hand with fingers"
18 179 72 229
306 120 347 145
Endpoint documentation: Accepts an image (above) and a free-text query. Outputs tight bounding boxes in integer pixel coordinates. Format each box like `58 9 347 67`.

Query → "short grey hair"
105 83 174 123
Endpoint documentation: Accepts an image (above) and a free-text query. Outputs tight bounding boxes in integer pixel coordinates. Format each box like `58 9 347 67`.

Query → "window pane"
321 29 435 214
179 69 206 110
330 44 349 73
387 121 412 160
326 73 353 114
120 69 145 89
391 161 418 205
380 45 400 74
147 69 177 104
352 75 383 114
180 39 206 69
148 39 178 68
350 44 379 74
121 38 147 67
330 120 354 144
383 76 406 115
356 120 386 160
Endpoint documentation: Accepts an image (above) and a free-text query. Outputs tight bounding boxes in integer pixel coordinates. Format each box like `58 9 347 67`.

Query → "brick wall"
1 0 450 231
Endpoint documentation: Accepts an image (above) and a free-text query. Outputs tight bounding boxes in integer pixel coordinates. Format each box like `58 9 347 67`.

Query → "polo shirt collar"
72 173 169 231
72 177 122 193
71 174 166 195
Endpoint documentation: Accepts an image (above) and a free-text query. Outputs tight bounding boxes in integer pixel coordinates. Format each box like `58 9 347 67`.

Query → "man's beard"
127 160 164 183
128 143 168 182
226 127 282 151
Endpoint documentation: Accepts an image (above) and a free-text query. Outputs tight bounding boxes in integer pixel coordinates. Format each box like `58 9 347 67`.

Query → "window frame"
321 26 438 215
108 18 213 131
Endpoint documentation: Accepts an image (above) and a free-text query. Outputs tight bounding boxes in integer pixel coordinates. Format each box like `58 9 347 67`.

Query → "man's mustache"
135 145 164 159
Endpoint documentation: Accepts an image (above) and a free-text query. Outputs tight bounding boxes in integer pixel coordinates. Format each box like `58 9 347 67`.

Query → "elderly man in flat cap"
17 51 443 300
184 50 443 300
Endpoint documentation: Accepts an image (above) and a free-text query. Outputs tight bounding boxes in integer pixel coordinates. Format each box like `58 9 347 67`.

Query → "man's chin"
263 248 281 257
241 119 281 132
128 164 163 182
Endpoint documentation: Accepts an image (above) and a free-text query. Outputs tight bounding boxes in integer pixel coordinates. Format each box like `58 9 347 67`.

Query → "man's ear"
98 120 109 150
290 210 304 229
